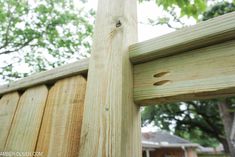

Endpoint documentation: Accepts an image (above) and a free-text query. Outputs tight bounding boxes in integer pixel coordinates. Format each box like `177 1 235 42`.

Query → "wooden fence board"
0 92 19 151
134 40 235 105
36 75 86 157
4 85 48 152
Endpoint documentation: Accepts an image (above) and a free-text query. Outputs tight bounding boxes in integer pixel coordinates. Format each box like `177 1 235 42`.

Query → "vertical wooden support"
78 0 141 157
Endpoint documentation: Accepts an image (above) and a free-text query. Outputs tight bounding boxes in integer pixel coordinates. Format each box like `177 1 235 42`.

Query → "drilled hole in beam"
153 80 170 86
153 72 169 78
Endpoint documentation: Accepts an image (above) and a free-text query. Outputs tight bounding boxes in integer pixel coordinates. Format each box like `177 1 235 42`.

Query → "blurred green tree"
141 100 235 152
140 0 207 19
0 0 94 83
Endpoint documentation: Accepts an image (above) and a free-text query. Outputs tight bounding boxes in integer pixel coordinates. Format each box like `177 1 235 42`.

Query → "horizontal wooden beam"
129 11 235 64
0 58 89 96
134 40 235 105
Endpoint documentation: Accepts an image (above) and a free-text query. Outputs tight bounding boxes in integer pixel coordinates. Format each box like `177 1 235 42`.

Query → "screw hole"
153 80 170 86
153 72 169 78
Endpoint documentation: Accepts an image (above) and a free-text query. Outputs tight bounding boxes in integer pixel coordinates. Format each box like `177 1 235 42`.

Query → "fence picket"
4 86 48 153
36 75 86 157
0 92 19 151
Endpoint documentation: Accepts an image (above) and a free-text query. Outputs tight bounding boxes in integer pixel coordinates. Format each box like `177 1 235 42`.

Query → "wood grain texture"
0 58 88 96
78 0 141 156
36 75 86 157
134 40 235 105
4 85 48 152
129 11 235 64
0 92 19 151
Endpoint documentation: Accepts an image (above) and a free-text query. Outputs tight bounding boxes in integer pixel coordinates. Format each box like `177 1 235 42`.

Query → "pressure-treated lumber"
4 85 48 152
129 11 235 64
134 40 235 105
0 58 89 96
78 0 141 156
36 75 86 157
0 92 19 151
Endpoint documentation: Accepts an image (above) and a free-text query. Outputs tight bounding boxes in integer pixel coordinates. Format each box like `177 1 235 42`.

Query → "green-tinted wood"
129 11 235 64
4 85 48 153
0 92 19 151
36 75 86 157
134 40 235 105
78 0 141 156
0 58 88 96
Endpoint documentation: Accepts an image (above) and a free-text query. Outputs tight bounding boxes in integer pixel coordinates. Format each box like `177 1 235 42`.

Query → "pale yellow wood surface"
129 11 235 64
0 92 19 151
4 85 48 152
0 58 88 96
134 40 235 105
36 75 86 157
78 0 141 157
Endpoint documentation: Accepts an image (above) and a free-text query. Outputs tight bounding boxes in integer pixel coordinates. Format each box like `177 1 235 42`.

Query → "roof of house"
142 131 199 149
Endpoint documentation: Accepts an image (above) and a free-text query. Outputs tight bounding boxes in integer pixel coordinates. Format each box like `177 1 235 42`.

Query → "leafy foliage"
0 0 94 83
156 0 206 19
141 101 224 147
140 0 207 19
143 0 235 30
202 2 235 21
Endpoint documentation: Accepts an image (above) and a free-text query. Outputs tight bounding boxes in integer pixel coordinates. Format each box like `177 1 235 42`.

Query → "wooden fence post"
78 0 141 156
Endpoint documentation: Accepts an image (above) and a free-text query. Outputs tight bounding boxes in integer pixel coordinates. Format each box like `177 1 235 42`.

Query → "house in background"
142 131 199 157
